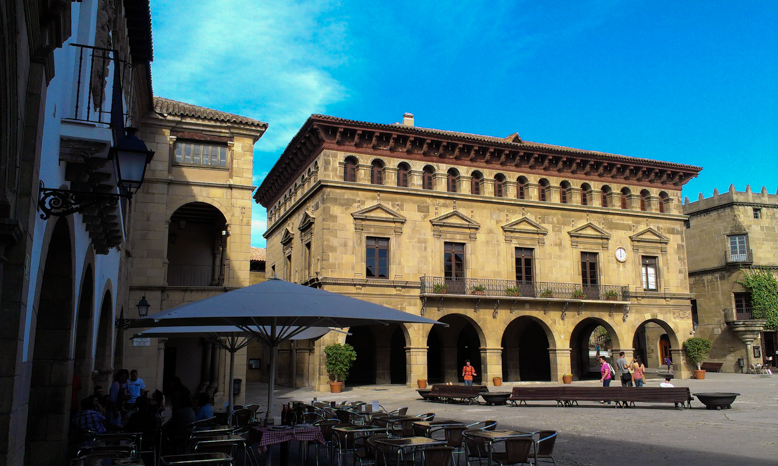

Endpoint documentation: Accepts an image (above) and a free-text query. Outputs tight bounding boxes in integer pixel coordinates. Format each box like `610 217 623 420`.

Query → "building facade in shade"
0 1 153 464
255 113 702 390
683 186 778 372
121 97 267 408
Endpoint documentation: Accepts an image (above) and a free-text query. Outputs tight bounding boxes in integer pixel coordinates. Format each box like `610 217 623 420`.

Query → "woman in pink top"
598 355 612 387
631 357 646 387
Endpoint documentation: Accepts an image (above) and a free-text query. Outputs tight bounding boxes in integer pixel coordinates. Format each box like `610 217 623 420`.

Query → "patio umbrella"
131 325 330 423
129 278 443 421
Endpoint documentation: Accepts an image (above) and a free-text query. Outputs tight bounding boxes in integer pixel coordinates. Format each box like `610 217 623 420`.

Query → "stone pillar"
669 348 688 379
503 347 520 381
198 339 211 393
375 347 391 384
442 346 458 383
406 346 428 387
548 348 572 382
155 339 166 392
384 167 398 187
480 348 503 386
208 342 219 396
215 347 226 405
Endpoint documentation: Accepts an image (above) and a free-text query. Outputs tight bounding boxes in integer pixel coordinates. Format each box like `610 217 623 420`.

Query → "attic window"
175 141 228 168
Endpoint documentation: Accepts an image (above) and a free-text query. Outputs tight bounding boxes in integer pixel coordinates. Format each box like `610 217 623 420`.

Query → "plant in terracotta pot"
324 343 357 392
541 289 554 298
562 373 573 384
472 284 486 295
683 337 712 380
493 377 502 386
505 286 519 297
571 289 586 299
432 283 448 294
604 290 619 301
417 379 428 389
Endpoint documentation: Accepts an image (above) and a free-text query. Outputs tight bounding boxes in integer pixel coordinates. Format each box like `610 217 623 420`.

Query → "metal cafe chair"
534 430 558 465
422 446 455 466
490 436 535 466
160 452 234 465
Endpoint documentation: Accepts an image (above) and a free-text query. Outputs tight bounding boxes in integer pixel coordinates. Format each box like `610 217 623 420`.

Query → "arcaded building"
684 186 777 372
254 113 702 390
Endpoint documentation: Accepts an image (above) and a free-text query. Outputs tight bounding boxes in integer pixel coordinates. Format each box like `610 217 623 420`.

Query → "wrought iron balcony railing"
724 307 755 322
420 276 629 301
69 44 132 125
725 249 753 264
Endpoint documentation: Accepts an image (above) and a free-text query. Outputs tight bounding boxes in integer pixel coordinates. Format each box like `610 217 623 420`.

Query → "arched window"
423 166 435 190
471 171 484 195
560 181 571 204
447 168 459 193
601 186 611 207
621 188 631 210
538 179 549 202
494 174 506 198
658 191 669 213
344 156 358 182
397 163 410 188
581 183 592 206
517 176 527 200
640 189 650 211
371 160 385 185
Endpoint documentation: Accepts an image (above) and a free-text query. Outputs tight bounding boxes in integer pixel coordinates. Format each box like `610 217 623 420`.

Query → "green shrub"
571 289 586 299
432 283 448 294
324 343 357 382
683 337 712 370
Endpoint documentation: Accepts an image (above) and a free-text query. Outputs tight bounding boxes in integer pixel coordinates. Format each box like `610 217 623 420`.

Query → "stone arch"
632 318 681 368
166 196 228 220
167 202 229 286
426 313 486 384
26 217 75 465
93 289 114 387
501 316 556 381
345 322 411 385
559 180 571 203
569 317 621 379
73 263 95 398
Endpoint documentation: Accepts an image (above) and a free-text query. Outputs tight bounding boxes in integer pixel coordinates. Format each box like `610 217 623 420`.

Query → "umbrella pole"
265 342 278 425
228 339 236 427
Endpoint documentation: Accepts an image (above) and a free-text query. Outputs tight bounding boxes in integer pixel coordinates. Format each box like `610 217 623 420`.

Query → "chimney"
402 113 414 127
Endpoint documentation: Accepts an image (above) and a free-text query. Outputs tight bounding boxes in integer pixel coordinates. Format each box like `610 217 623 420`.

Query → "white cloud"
150 0 349 152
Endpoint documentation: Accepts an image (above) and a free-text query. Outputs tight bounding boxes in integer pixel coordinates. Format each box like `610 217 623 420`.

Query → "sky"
149 0 778 248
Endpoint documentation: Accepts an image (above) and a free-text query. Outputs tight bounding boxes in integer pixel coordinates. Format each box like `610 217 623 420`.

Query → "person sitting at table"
161 385 196 455
195 392 214 421
72 396 107 437
126 395 160 448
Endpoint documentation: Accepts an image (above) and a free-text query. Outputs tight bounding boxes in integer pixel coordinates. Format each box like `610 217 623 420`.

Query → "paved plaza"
245 372 778 465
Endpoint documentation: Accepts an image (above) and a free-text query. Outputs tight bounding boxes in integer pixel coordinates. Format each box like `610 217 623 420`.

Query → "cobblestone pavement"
245 372 778 465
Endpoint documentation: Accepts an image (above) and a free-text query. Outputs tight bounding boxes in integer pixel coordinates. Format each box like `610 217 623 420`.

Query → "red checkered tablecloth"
248 426 326 454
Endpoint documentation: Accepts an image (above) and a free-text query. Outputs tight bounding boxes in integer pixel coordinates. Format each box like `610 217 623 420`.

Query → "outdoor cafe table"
160 452 232 465
77 438 137 458
464 429 539 466
375 437 448 466
247 425 325 466
411 420 464 437
189 425 232 436
332 425 389 465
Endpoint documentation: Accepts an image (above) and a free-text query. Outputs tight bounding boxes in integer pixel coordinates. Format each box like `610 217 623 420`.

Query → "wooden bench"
700 362 724 372
509 386 693 409
426 385 487 405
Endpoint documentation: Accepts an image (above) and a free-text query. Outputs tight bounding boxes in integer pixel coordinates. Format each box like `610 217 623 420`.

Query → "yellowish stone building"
255 114 702 389
684 186 778 372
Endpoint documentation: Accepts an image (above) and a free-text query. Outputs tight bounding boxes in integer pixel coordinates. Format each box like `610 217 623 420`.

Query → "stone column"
548 348 572 382
155 339 166 392
375 347 391 384
215 347 226 405
480 347 503 386
442 346 458 383
669 348 688 379
406 346 428 387
198 339 211 393
503 347 520 381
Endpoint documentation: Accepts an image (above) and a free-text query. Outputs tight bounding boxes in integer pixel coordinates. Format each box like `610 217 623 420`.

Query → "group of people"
599 352 648 387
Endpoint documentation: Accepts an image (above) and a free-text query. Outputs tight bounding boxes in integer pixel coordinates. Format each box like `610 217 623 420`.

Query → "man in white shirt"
126 370 146 407
659 376 674 388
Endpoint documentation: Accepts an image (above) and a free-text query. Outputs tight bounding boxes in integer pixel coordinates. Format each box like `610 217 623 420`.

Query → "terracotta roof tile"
250 247 266 262
154 97 268 128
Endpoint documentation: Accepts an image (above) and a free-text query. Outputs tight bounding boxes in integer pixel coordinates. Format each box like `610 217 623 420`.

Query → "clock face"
615 247 627 262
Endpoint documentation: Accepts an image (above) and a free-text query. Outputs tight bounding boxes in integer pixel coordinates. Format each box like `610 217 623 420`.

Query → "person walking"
126 369 146 410
616 351 632 387
599 355 613 404
631 357 646 387
462 360 477 386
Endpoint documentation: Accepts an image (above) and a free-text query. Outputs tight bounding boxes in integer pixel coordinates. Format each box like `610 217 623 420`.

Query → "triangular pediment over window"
430 211 480 230
351 203 406 224
280 228 295 245
568 222 611 249
629 227 669 245
502 217 548 236
298 212 315 231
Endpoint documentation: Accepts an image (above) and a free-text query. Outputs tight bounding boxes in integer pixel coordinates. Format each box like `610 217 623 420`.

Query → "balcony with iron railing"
725 248 754 265
68 44 133 126
420 276 630 302
724 307 757 322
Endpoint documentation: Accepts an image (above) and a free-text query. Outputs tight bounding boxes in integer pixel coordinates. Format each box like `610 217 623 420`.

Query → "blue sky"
149 0 778 248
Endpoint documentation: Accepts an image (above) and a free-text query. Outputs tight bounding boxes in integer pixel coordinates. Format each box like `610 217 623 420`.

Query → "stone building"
683 186 778 372
250 247 267 284
122 97 267 408
0 1 153 464
254 113 702 390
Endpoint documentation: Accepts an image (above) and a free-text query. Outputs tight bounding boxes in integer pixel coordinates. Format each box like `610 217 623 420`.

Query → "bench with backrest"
700 362 723 372
427 385 487 404
509 386 692 409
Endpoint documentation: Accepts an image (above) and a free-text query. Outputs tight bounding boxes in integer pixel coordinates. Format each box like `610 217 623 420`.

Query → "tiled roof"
153 97 268 128
250 247 266 262
311 114 701 171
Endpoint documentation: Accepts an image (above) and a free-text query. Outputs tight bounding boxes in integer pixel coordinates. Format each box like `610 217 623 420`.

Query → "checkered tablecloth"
248 426 326 454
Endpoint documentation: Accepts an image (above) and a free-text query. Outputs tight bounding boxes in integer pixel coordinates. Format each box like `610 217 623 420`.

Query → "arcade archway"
570 318 619 379
502 317 553 381
345 324 409 385
633 319 678 368
426 314 485 384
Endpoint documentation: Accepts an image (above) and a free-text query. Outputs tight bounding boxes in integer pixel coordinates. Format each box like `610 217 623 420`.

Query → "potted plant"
683 337 712 380
541 289 554 298
432 283 448 294
604 290 619 301
505 286 519 297
562 373 573 384
571 289 586 299
472 284 486 295
324 343 357 393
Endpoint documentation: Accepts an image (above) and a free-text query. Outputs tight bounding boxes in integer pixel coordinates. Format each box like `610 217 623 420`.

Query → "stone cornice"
254 115 702 208
144 177 256 191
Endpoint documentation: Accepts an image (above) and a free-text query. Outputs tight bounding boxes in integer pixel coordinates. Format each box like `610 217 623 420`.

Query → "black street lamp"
116 296 151 329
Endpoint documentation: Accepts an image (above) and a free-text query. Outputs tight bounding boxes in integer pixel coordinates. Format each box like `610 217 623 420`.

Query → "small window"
344 157 357 182
581 184 592 206
494 175 505 198
366 237 389 279
174 141 228 168
641 256 658 291
517 177 527 200
515 248 534 283
423 166 435 190
304 242 312 280
538 179 549 202
370 160 384 185
728 235 748 261
447 169 459 193
397 163 410 188
601 186 611 207
691 299 698 329
581 252 598 287
560 181 571 204
640 190 650 211
753 208 761 219
284 253 292 281
684 219 690 229
444 242 465 279
621 188 630 209
471 172 483 195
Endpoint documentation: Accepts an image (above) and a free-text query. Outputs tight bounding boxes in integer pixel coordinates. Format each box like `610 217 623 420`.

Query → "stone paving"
245 372 778 465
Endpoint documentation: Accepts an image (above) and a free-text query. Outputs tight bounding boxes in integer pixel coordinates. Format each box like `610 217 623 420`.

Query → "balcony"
723 308 767 346
725 249 753 265
420 276 629 302
724 307 759 322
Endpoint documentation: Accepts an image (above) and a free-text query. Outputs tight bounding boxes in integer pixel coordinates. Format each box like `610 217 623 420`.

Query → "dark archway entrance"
346 327 376 385
633 319 678 368
167 202 228 286
570 318 617 379
94 291 114 388
73 265 94 408
26 218 74 466
427 314 484 385
389 328 407 384
502 317 551 381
